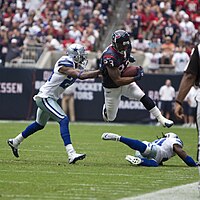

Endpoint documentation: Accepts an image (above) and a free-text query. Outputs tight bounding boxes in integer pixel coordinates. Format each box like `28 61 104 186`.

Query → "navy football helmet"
112 30 130 53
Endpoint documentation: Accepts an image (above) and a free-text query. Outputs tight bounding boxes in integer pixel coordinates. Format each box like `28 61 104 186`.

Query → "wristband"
77 70 84 78
175 100 182 106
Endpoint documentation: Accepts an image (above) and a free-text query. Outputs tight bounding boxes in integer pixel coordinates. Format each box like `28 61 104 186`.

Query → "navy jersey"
99 45 128 88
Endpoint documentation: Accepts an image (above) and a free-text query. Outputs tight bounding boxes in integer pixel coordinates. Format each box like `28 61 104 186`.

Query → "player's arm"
106 63 143 86
59 66 100 80
106 66 136 86
173 144 197 167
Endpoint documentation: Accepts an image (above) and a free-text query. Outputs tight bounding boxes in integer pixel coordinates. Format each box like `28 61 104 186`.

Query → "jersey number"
59 76 75 89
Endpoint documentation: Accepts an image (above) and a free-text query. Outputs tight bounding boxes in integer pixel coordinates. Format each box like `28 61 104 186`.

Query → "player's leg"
102 87 121 122
122 82 174 128
37 97 85 164
7 107 47 158
101 133 158 166
125 155 159 167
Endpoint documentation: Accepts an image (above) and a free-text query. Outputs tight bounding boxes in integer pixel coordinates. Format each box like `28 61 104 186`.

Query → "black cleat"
7 139 19 158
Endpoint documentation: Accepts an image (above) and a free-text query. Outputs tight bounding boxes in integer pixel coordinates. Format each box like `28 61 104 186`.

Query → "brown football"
121 66 139 77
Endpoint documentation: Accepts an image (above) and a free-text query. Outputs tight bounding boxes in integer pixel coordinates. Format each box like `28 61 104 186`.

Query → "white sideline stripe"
119 182 200 200
0 120 196 128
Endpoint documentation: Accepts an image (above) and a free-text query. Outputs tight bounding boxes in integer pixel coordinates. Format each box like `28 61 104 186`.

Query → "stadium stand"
0 0 115 68
0 0 199 73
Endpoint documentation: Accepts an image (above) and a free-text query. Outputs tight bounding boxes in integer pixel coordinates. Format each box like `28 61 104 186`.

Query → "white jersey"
34 56 76 101
152 137 183 164
159 85 175 101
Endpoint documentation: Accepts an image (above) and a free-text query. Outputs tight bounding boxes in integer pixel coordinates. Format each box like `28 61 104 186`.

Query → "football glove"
129 55 136 63
134 66 144 81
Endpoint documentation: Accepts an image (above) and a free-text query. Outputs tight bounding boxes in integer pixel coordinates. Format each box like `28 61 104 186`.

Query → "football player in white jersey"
102 132 197 167
7 43 100 164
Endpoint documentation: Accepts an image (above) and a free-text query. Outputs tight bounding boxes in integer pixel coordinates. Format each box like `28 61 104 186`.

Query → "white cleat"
68 153 86 164
102 104 109 122
158 116 174 128
101 132 120 141
125 155 142 165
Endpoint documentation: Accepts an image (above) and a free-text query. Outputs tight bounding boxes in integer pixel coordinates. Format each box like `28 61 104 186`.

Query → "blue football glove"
134 66 144 81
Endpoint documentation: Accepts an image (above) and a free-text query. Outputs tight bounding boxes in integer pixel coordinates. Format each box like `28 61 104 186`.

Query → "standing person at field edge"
7 43 100 164
100 29 174 128
159 79 176 120
174 44 200 184
102 132 197 167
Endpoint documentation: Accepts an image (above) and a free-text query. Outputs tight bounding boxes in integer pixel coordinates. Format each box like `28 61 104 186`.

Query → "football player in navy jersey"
7 43 100 164
100 29 174 127
102 132 197 167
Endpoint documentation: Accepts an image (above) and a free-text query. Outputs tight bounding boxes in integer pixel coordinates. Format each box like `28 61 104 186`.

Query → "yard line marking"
119 182 199 200
0 169 133 177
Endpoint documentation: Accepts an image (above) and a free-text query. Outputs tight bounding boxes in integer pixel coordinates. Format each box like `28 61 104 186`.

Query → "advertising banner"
0 68 183 124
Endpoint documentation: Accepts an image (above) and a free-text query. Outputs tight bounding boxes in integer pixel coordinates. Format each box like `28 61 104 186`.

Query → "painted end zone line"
120 182 200 200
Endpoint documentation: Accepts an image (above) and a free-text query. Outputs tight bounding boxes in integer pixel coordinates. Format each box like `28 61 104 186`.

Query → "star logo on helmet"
73 47 78 52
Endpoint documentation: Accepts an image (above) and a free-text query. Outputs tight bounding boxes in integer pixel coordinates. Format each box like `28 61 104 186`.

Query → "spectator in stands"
144 48 162 74
172 46 190 74
148 36 162 52
0 26 8 67
45 35 63 51
162 16 180 45
159 79 176 121
5 38 22 67
179 14 196 44
132 34 149 53
124 8 141 39
61 84 76 122
193 25 200 46
160 36 175 65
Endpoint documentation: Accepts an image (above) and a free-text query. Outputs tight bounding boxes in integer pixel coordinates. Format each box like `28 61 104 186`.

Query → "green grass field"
0 121 198 200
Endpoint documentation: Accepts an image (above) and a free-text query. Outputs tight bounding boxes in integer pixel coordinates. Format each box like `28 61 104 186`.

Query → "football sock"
13 133 24 147
149 106 162 119
59 116 72 146
120 136 146 153
140 158 159 167
66 144 75 155
22 121 44 138
140 95 155 110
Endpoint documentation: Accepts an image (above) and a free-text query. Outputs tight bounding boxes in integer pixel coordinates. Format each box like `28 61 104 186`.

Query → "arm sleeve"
183 155 197 167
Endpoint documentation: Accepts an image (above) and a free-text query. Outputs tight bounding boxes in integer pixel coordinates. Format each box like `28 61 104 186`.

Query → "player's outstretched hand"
134 66 144 81
174 102 184 120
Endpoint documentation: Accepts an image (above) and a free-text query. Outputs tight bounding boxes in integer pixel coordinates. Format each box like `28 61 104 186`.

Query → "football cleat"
101 132 120 141
68 153 86 164
102 104 109 122
157 116 174 128
7 139 19 158
125 155 142 165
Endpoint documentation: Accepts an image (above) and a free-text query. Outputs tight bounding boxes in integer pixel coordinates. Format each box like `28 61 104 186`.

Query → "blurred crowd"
123 0 200 73
0 0 113 67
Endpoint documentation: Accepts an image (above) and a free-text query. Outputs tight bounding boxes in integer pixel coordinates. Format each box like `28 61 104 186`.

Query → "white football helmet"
164 132 179 139
66 43 88 68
